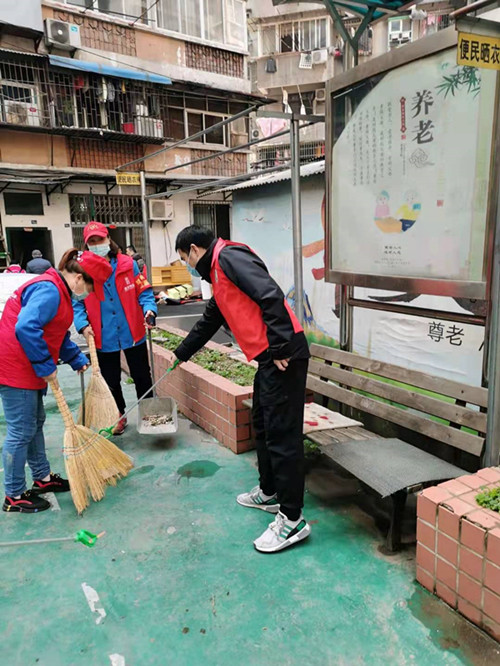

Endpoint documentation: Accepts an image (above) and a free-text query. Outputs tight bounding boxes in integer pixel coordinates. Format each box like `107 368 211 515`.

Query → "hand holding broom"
49 376 133 514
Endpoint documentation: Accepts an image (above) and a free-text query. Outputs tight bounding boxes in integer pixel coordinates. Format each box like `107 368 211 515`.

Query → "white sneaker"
236 486 280 513
254 511 311 553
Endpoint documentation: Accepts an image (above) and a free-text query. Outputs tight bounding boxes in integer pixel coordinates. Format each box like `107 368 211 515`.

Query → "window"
157 0 245 48
267 18 327 55
192 202 230 239
187 111 227 145
261 25 277 54
65 0 147 21
4 192 44 216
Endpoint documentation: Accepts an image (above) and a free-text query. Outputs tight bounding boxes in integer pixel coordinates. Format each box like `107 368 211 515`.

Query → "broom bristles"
64 424 133 514
78 371 120 431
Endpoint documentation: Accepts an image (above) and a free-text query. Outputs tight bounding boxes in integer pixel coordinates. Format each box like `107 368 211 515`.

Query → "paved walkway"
1 366 498 665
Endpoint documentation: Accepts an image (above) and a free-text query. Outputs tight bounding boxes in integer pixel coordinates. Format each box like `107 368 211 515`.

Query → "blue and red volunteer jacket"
0 269 88 390
73 254 157 352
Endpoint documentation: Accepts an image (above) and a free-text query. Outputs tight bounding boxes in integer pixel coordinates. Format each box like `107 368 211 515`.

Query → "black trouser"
97 342 152 416
252 356 308 521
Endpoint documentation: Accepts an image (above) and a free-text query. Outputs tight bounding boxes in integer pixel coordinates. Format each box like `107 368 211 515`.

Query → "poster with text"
331 49 496 286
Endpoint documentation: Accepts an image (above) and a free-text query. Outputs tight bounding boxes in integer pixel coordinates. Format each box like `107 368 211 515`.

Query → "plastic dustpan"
137 328 179 435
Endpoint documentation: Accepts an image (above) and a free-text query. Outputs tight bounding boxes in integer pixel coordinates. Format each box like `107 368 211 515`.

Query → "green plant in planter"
153 329 256 387
476 486 500 513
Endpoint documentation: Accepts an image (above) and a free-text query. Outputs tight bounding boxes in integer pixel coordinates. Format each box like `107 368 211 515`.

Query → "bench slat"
308 359 487 433
306 375 484 456
309 344 488 408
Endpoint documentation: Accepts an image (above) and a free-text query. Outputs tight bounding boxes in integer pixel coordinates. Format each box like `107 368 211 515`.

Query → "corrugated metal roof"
223 160 325 192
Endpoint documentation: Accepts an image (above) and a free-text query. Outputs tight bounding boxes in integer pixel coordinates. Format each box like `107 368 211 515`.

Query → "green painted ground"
1 366 498 666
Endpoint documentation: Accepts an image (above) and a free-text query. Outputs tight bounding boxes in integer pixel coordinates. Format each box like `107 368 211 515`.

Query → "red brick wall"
416 468 500 642
153 344 253 454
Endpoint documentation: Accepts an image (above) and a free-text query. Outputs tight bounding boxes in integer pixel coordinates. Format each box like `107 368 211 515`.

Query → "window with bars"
259 19 328 56
192 201 230 239
69 194 143 226
253 140 324 171
0 54 250 146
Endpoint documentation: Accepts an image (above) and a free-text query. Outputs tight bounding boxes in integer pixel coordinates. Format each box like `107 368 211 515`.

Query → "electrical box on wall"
149 199 174 221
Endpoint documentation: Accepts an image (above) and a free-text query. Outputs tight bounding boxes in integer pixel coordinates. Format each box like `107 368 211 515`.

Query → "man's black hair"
126 244 137 253
175 225 215 253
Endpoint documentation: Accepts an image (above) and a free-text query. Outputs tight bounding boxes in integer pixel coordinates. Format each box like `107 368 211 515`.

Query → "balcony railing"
252 140 325 171
0 52 250 148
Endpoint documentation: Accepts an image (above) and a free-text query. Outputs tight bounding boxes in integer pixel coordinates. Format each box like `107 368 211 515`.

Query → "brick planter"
416 467 500 642
151 324 254 454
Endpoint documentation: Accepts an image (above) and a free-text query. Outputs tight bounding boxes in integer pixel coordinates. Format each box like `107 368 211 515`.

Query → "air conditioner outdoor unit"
250 118 261 141
315 88 326 102
149 199 174 221
45 19 81 51
2 83 41 127
134 117 164 138
312 49 328 65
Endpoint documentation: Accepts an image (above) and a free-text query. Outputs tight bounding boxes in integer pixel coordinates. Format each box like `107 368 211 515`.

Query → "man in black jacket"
166 226 311 553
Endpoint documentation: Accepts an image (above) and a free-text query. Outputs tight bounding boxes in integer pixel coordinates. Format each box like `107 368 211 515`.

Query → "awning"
48 55 172 86
222 160 325 192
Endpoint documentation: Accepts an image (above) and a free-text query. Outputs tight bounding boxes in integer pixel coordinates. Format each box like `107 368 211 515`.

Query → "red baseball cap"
76 251 112 301
83 220 109 245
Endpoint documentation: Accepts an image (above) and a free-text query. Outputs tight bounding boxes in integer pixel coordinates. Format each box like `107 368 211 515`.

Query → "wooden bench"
306 343 487 551
244 343 487 552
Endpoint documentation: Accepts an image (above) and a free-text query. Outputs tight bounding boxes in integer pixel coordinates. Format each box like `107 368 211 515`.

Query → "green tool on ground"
0 529 106 548
99 354 180 438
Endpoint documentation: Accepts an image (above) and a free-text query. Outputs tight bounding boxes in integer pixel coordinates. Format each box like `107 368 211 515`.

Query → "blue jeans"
0 386 50 497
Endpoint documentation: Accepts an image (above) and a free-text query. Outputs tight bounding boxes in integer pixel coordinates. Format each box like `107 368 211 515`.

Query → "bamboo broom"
78 335 120 431
49 377 133 514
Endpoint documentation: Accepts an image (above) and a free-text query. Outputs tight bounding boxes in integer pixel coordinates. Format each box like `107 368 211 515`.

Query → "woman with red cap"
73 221 157 435
0 249 112 514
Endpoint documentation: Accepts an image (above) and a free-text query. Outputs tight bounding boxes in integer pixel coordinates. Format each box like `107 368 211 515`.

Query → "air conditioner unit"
299 53 313 69
2 83 41 127
149 200 174 221
312 49 328 65
45 19 81 51
315 88 326 102
134 117 164 138
250 118 261 141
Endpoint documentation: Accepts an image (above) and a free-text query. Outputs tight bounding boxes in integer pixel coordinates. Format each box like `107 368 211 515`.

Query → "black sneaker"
3 490 51 513
32 473 70 494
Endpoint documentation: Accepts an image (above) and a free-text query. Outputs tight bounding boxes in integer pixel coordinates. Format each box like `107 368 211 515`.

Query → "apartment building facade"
247 0 457 171
0 0 256 268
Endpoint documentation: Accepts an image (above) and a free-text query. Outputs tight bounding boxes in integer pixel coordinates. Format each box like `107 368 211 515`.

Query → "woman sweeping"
0 250 111 514
74 221 157 435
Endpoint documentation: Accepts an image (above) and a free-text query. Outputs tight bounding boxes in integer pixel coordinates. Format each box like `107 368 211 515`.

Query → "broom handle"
148 329 157 398
49 378 76 429
88 335 100 375
80 372 86 425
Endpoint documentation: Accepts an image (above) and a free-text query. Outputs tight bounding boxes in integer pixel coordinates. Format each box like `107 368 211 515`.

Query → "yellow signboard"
457 32 500 71
116 172 141 186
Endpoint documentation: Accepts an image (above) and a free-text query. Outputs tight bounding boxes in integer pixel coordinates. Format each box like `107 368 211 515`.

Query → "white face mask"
89 243 110 257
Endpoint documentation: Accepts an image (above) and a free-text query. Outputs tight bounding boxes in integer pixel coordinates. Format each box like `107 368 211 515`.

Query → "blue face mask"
89 243 110 257
186 249 201 278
